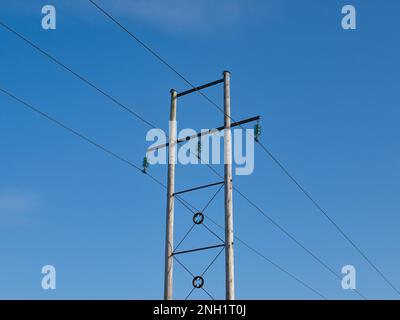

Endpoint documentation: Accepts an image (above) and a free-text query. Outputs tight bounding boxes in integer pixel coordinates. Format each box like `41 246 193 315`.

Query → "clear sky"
1 0 399 300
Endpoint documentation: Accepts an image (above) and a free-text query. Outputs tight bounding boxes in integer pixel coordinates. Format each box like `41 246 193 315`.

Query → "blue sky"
1 0 399 299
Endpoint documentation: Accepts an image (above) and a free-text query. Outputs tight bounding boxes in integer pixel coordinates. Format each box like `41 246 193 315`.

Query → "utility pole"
223 71 235 300
151 72 259 300
164 89 177 300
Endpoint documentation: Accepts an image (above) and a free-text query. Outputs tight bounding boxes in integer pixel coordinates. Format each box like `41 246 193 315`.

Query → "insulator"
254 120 262 142
197 141 202 158
142 156 149 173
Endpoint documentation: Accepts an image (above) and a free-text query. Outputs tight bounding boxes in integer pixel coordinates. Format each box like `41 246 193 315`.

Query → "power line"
181 150 368 299
0 21 157 130
2 19 368 299
197 212 329 300
87 0 399 296
0 86 327 299
1 19 371 299
0 20 352 297
255 142 400 296
87 0 195 90
232 187 368 300
0 88 137 170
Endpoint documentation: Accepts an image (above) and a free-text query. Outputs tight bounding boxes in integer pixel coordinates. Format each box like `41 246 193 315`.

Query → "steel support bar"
177 79 224 97
173 244 226 256
173 181 224 196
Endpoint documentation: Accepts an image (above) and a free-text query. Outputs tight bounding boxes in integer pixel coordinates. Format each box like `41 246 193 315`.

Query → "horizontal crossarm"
147 115 260 152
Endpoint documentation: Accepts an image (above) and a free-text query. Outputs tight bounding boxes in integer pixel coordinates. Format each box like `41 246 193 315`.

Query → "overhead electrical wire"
0 19 367 299
0 86 327 300
86 0 399 297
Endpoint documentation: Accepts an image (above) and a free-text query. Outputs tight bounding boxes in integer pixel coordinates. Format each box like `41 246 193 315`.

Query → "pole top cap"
223 70 231 75
170 89 177 94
